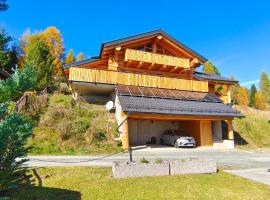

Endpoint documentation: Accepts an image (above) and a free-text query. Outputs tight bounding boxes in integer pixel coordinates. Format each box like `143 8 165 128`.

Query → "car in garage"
161 129 196 148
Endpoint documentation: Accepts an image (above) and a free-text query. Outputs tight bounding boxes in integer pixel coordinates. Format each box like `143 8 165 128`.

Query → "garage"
115 85 242 149
128 119 214 147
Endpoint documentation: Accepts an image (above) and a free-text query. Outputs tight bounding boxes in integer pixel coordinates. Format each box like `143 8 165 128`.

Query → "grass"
28 93 122 155
234 106 270 148
13 167 270 200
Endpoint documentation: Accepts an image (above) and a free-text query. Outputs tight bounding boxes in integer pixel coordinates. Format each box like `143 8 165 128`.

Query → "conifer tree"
249 84 257 107
65 49 76 64
259 71 270 103
77 52 85 61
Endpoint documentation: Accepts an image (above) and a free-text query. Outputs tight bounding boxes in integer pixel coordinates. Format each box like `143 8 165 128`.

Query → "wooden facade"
124 49 190 69
65 30 239 149
69 67 209 92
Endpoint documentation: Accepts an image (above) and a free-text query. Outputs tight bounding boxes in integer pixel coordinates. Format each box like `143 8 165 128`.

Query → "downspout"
114 112 130 140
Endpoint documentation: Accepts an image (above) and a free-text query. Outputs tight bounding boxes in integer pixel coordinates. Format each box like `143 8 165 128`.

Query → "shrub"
0 65 37 103
93 129 106 142
0 108 33 195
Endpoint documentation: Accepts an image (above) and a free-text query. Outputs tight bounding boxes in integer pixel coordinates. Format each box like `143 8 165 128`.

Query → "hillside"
28 92 121 155
233 106 270 148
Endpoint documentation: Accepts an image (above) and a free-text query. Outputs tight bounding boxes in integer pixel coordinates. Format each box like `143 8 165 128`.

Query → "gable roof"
63 29 208 69
193 72 238 84
100 29 207 62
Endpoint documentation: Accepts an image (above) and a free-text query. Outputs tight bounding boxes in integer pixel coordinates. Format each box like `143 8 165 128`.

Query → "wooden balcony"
124 49 190 69
69 67 208 92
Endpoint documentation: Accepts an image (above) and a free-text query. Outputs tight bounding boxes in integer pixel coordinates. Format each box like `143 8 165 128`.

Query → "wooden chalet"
64 30 242 149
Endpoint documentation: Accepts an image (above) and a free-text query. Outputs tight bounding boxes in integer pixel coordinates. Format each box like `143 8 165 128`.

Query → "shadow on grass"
13 186 81 200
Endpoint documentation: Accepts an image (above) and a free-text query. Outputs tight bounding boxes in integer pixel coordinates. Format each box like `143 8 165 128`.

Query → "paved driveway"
24 147 270 185
225 168 270 186
25 147 270 169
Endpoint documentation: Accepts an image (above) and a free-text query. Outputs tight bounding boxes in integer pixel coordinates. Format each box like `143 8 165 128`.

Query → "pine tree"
259 71 270 103
254 92 267 110
202 61 220 75
65 49 76 64
249 84 257 107
77 52 85 61
0 28 17 74
25 37 53 90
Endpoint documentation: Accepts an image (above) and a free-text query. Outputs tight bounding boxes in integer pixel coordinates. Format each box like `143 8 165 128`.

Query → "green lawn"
13 167 270 200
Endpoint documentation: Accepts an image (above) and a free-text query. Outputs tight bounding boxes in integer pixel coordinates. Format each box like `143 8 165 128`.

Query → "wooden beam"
159 64 167 71
226 119 234 140
125 60 133 67
170 67 178 73
136 61 144 69
157 35 163 40
128 113 234 121
115 46 122 51
178 68 185 74
190 58 199 68
148 63 155 70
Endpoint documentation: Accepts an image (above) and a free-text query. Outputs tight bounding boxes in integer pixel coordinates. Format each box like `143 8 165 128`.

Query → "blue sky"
1 0 270 87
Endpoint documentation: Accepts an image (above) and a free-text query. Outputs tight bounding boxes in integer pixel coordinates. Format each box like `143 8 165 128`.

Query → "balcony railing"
124 49 190 68
69 67 208 92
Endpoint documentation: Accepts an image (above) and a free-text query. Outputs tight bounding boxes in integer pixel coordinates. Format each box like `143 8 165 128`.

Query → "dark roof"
118 95 242 117
0 69 11 79
101 29 207 62
116 85 242 118
116 85 223 103
63 57 99 69
194 72 237 83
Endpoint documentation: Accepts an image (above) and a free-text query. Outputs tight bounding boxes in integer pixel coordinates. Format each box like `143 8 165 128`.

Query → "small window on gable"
156 44 164 54
145 43 152 52
136 43 173 56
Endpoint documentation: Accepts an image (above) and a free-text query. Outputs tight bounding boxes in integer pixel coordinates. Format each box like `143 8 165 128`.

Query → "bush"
0 65 37 103
0 108 33 195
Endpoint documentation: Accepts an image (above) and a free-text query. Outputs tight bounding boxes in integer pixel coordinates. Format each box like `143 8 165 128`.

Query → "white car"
161 130 196 148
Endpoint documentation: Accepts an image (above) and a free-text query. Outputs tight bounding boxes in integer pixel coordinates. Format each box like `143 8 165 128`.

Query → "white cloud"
241 80 259 86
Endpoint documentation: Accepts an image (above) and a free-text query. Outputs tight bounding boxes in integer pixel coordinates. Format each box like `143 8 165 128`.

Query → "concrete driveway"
225 168 270 186
24 147 270 185
25 147 270 169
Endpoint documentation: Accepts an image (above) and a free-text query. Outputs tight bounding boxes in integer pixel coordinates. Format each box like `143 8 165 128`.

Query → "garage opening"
128 119 213 147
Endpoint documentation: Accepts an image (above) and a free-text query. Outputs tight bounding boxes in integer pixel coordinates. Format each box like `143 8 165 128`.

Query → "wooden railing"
15 93 28 113
69 67 209 92
124 49 190 68
15 88 48 113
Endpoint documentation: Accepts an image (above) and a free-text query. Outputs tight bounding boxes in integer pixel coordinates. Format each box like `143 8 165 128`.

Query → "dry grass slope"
234 106 270 148
28 93 121 155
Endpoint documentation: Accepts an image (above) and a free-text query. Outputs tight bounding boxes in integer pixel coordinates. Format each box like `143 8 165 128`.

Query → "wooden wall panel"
200 121 212 146
69 67 209 92
178 120 201 146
